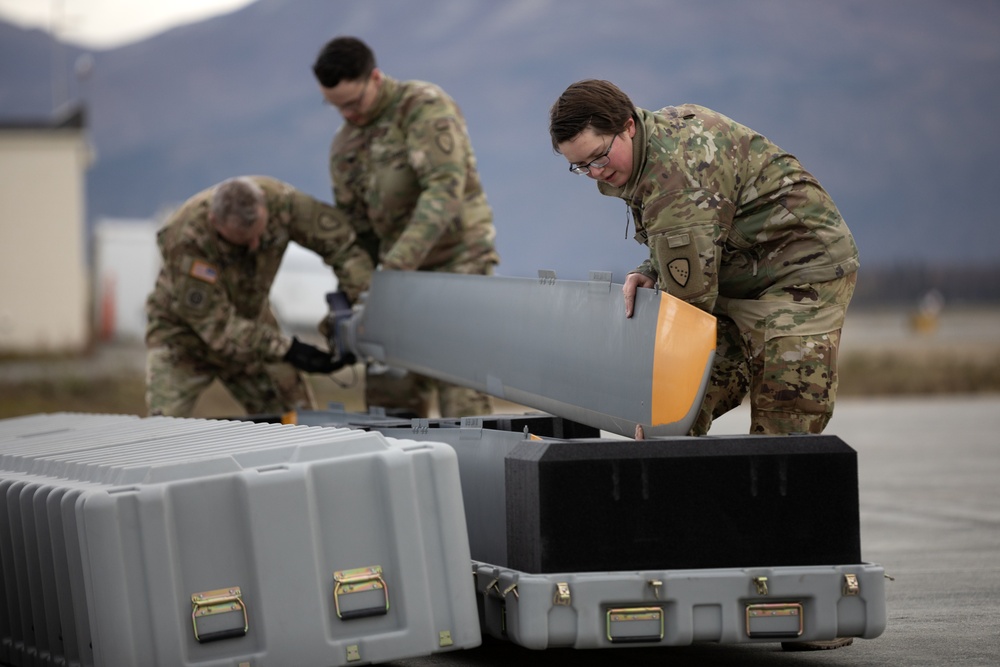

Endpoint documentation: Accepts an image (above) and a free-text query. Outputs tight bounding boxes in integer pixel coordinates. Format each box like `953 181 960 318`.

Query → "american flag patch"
189 260 219 284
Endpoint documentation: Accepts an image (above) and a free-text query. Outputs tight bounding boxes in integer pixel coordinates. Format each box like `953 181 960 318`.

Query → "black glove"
283 337 349 374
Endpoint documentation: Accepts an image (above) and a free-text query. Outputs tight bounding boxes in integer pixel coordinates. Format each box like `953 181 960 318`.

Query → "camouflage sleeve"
166 254 292 363
631 259 659 283
329 147 368 245
287 191 375 303
642 193 729 314
380 107 469 271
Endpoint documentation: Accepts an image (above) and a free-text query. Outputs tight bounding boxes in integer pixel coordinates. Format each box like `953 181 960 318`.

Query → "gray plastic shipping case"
0 413 480 667
347 411 888 651
470 561 886 649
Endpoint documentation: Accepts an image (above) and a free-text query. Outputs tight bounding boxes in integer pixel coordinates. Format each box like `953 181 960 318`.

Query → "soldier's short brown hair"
549 79 637 151
211 177 264 229
312 36 376 88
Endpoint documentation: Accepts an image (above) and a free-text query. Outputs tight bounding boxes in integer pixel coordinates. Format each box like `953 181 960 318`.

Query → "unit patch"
189 260 219 284
184 286 209 311
435 132 454 155
667 258 690 287
318 211 340 231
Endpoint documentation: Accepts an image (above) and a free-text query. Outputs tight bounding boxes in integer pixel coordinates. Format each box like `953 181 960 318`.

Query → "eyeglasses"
569 134 616 175
325 75 371 114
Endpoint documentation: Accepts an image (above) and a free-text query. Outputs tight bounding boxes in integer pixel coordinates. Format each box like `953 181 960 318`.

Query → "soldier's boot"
782 637 854 651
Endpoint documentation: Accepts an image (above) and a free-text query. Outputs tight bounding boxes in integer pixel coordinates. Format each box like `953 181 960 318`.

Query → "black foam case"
505 434 861 573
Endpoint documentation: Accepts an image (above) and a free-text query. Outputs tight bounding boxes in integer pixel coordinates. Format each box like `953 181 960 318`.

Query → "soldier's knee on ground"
217 363 315 415
145 347 209 418
439 386 492 419
365 369 432 417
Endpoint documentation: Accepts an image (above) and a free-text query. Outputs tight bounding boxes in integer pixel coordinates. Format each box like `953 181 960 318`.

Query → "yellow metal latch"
334 565 389 620
553 582 571 606
843 573 860 596
191 587 248 643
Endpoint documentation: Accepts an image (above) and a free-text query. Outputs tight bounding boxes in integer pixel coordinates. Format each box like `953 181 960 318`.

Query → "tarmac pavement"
2 395 994 665
387 394 1000 666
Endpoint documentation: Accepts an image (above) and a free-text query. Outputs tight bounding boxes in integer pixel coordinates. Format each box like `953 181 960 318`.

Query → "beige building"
0 106 91 354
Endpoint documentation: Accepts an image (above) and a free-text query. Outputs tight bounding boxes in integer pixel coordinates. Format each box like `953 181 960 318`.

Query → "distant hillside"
2 0 999 285
0 21 86 115
851 262 1000 308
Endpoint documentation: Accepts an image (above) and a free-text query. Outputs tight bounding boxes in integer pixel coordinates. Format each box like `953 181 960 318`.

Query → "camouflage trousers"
145 345 316 417
365 367 493 419
690 272 857 436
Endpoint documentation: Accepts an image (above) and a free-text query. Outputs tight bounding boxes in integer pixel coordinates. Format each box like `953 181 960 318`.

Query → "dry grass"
0 371 367 421
838 346 1000 396
3 305 1000 423
2 347 999 422
0 375 149 419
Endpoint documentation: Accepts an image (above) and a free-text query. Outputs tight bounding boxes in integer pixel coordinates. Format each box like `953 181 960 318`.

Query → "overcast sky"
0 0 256 48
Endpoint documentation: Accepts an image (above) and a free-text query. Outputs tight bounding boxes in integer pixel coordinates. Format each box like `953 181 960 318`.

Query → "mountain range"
2 0 999 284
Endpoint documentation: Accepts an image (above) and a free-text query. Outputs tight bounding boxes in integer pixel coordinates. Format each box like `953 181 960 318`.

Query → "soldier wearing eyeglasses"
312 36 499 419
549 79 859 439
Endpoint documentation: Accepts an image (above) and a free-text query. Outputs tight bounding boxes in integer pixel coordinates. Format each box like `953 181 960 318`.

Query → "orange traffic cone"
99 274 116 341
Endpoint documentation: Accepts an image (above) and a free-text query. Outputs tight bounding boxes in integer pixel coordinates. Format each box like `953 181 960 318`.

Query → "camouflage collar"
360 74 399 126
597 107 650 201
624 109 650 198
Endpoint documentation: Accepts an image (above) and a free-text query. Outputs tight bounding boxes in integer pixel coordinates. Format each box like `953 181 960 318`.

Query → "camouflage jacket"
145 176 373 365
599 105 859 316
328 75 499 277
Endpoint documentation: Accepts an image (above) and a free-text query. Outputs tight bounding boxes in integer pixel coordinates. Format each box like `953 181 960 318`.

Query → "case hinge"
647 578 663 600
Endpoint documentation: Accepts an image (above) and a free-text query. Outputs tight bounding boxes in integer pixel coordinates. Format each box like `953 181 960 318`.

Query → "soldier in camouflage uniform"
549 80 859 438
311 36 499 419
145 176 373 417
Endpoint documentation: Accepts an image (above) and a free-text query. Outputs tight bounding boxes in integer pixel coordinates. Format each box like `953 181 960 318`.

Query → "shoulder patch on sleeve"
435 132 454 154
183 285 211 311
189 259 219 284
667 258 691 287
